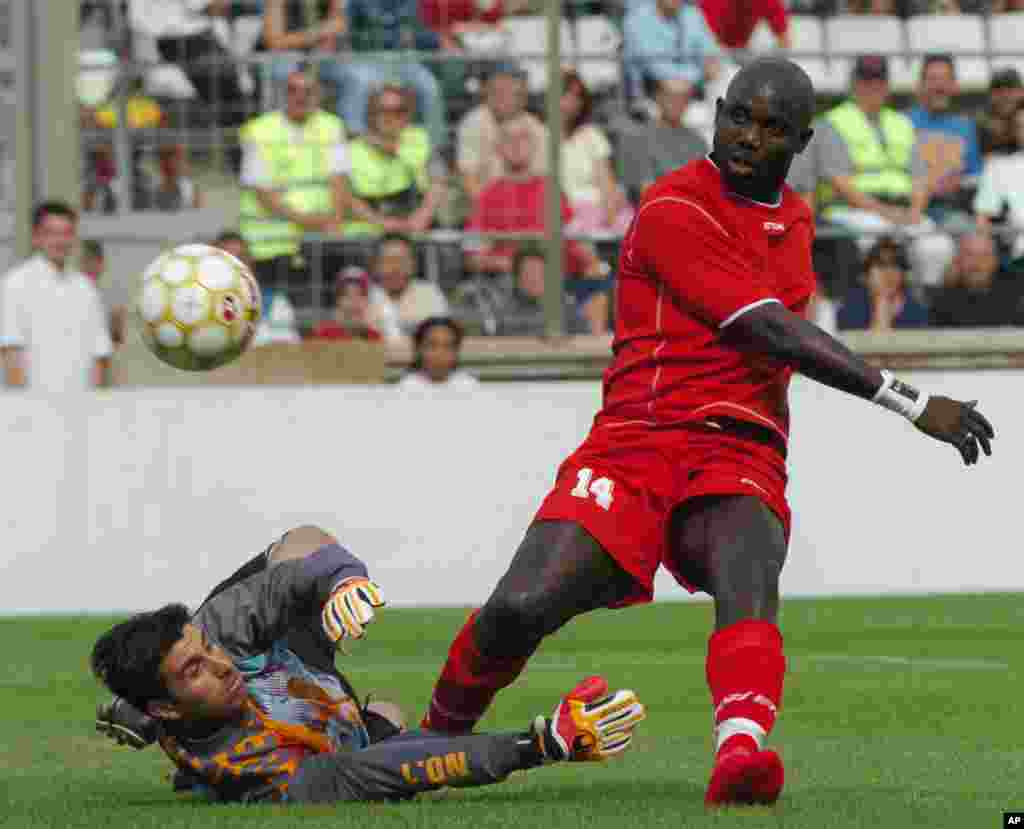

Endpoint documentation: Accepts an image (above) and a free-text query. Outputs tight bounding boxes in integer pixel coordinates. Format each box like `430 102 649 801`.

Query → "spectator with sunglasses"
344 83 447 237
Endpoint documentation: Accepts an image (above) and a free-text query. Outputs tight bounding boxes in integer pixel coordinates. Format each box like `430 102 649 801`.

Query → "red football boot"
704 735 785 807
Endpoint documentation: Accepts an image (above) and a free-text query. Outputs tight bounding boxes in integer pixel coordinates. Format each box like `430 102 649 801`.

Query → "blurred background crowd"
14 0 1024 388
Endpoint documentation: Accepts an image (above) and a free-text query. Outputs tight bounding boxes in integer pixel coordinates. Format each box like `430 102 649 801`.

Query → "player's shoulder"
634 158 729 233
778 182 814 224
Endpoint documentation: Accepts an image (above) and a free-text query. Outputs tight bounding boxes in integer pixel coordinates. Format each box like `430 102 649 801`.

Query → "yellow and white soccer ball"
136 243 262 371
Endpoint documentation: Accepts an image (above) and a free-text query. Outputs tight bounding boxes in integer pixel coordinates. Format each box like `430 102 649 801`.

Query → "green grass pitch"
2 594 1022 829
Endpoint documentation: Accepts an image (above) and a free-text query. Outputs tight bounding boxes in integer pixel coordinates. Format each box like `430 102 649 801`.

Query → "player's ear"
796 126 813 154
147 699 183 720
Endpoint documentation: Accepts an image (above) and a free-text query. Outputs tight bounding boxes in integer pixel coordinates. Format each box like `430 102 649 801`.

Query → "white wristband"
872 370 930 422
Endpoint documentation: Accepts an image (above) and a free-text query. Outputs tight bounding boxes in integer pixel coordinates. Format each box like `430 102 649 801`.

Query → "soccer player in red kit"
420 57 995 807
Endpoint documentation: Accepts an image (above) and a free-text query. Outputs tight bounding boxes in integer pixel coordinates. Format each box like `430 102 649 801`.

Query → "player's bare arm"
726 302 995 465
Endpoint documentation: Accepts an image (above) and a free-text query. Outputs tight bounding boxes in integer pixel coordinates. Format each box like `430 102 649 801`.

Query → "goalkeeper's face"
150 624 248 723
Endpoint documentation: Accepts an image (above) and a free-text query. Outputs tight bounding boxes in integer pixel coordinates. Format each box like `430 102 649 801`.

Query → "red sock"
423 611 530 734
705 619 786 758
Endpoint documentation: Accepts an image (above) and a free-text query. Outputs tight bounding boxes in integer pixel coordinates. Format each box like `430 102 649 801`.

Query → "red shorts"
534 417 791 607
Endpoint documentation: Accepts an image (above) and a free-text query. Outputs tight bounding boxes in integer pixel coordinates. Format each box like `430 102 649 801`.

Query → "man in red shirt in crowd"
421 57 994 807
700 0 790 50
464 116 607 279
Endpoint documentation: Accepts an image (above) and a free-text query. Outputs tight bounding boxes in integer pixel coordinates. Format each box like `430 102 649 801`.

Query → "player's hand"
914 397 995 466
322 577 386 644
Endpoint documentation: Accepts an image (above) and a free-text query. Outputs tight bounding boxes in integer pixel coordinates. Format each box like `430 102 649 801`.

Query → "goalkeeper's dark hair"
90 603 191 710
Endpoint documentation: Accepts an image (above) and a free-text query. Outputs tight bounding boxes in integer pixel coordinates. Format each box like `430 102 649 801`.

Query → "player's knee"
365 700 405 732
480 588 563 645
269 525 338 564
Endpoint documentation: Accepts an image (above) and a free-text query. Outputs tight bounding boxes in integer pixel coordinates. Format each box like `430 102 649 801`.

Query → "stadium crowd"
63 0 1024 356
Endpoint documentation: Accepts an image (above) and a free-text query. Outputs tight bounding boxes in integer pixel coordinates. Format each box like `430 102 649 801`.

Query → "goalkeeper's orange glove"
322 577 386 644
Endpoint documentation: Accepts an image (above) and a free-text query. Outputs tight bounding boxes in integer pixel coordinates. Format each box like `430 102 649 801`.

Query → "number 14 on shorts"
570 468 615 511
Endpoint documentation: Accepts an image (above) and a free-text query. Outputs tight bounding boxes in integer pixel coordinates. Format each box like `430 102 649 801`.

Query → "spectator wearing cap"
366 233 450 340
977 68 1024 157
907 54 981 228
456 63 548 206
813 54 955 289
312 267 383 341
622 0 722 106
974 102 1024 258
930 231 1024 327
397 316 479 390
836 236 929 332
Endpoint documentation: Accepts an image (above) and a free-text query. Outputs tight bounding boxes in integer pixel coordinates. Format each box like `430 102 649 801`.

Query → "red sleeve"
629 197 778 328
419 0 441 29
764 0 788 35
481 1 504 23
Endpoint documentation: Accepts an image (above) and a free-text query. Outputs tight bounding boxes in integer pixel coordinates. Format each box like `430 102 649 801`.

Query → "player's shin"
704 619 787 806
423 610 531 734
706 619 785 756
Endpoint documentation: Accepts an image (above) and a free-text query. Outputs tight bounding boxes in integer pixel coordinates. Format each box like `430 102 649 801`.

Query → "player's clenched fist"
914 397 995 466
322 577 386 643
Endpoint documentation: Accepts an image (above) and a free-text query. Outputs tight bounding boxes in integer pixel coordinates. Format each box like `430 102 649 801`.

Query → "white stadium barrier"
0 373 1020 615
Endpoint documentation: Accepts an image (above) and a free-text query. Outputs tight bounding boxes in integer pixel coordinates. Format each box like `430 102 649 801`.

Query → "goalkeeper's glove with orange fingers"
322 577 386 644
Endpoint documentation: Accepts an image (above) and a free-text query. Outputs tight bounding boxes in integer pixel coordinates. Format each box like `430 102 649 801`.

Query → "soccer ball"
136 244 262 371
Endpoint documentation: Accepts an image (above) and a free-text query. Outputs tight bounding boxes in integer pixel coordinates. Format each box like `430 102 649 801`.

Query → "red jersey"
419 0 504 29
699 0 788 48
599 158 815 441
312 320 382 341
466 176 590 275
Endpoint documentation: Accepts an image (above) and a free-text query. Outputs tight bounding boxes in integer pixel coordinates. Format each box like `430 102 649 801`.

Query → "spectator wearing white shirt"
367 234 450 341
397 317 479 390
974 102 1024 259
128 0 246 126
0 201 114 391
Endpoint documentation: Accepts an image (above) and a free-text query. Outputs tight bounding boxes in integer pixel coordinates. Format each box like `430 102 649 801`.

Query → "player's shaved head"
726 58 816 133
711 57 816 202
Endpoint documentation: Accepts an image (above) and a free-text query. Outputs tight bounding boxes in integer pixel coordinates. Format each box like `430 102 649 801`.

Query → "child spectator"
397 316 479 389
312 267 383 341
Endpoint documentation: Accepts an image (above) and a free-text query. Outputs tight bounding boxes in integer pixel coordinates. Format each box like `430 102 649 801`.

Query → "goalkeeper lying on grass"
91 525 646 804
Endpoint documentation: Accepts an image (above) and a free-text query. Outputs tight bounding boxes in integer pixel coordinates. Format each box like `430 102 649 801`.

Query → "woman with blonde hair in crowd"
560 69 635 237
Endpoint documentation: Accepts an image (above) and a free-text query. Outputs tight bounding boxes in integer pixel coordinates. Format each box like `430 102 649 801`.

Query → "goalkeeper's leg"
288 676 645 804
422 521 636 735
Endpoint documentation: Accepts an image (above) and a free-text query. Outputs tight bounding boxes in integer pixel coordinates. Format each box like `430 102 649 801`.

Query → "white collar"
705 155 782 208
31 252 72 276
